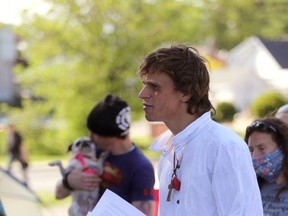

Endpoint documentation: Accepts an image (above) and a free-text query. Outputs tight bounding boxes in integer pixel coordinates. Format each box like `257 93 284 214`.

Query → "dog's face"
67 137 96 160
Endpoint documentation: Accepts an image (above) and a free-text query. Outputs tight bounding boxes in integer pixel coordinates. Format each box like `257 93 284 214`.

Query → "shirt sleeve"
212 141 254 215
130 162 155 201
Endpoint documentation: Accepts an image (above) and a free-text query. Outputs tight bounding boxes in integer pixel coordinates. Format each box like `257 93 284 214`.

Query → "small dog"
49 137 108 216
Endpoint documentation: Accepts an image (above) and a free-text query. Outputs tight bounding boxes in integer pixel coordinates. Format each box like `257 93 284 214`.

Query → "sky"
0 0 49 25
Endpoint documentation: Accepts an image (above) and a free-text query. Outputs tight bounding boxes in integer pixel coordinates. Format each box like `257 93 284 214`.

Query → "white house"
209 36 288 111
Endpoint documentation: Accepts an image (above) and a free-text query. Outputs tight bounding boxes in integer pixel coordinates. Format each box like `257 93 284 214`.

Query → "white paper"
87 189 146 216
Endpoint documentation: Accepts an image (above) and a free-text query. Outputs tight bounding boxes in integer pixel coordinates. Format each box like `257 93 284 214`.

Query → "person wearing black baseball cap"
55 94 155 216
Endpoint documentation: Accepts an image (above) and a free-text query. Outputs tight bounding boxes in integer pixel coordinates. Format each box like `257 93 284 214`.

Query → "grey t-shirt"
261 182 288 216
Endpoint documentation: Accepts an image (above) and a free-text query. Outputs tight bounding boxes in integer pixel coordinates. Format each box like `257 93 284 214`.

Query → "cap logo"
116 107 130 135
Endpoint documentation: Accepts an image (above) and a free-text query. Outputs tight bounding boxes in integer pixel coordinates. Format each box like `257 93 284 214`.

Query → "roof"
260 38 288 69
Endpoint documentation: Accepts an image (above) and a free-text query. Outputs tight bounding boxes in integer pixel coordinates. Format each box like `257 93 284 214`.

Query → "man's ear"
180 92 191 103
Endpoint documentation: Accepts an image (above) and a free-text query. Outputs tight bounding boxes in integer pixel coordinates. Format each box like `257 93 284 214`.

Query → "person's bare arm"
132 200 155 216
55 179 71 199
55 166 101 199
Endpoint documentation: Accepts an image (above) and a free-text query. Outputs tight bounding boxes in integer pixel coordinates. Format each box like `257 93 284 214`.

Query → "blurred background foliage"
1 0 288 156
250 91 287 118
213 101 237 123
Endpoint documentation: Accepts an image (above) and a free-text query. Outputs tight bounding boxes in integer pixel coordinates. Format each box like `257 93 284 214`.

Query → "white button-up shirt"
150 112 263 216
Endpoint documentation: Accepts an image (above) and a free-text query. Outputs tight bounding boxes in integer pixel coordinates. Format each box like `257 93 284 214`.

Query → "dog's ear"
67 143 73 152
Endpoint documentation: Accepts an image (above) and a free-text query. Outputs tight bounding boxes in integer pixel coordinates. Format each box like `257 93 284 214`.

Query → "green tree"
200 0 288 49
4 0 288 155
250 92 287 118
9 0 204 154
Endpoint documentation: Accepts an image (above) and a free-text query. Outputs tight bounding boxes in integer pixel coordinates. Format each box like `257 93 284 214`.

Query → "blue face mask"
252 148 284 183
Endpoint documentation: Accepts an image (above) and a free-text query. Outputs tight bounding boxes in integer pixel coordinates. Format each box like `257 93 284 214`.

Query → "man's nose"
138 86 148 99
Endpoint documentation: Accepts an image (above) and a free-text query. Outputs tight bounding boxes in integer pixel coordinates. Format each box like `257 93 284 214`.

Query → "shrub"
214 102 237 122
250 92 287 118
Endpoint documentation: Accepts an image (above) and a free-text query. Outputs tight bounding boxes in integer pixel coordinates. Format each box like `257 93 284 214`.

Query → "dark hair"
138 44 214 116
245 117 288 201
87 94 130 139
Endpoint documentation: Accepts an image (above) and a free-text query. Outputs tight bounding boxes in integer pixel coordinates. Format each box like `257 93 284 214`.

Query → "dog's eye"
75 142 81 147
82 141 91 147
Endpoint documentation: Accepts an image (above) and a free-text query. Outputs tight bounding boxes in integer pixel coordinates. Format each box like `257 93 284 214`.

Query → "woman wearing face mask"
245 117 288 215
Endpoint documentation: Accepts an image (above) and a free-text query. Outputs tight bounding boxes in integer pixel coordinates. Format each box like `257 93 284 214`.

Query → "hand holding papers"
87 189 146 216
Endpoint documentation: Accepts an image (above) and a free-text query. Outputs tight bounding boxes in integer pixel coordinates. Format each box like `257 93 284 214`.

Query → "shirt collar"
149 130 174 156
173 112 211 159
150 112 212 159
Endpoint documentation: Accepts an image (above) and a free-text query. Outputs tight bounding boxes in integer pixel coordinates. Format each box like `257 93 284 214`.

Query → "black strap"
62 171 74 191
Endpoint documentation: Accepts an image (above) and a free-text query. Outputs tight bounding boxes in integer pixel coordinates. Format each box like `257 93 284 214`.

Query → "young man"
55 94 155 216
138 44 263 215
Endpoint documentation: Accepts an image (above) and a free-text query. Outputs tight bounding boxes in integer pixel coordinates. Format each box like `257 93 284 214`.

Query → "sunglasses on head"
247 120 277 134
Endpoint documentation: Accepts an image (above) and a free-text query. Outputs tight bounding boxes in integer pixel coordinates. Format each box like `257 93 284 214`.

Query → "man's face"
138 72 187 123
89 131 113 151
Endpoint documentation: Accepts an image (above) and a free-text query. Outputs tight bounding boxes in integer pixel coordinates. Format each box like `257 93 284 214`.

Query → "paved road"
2 159 159 216
1 161 70 216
